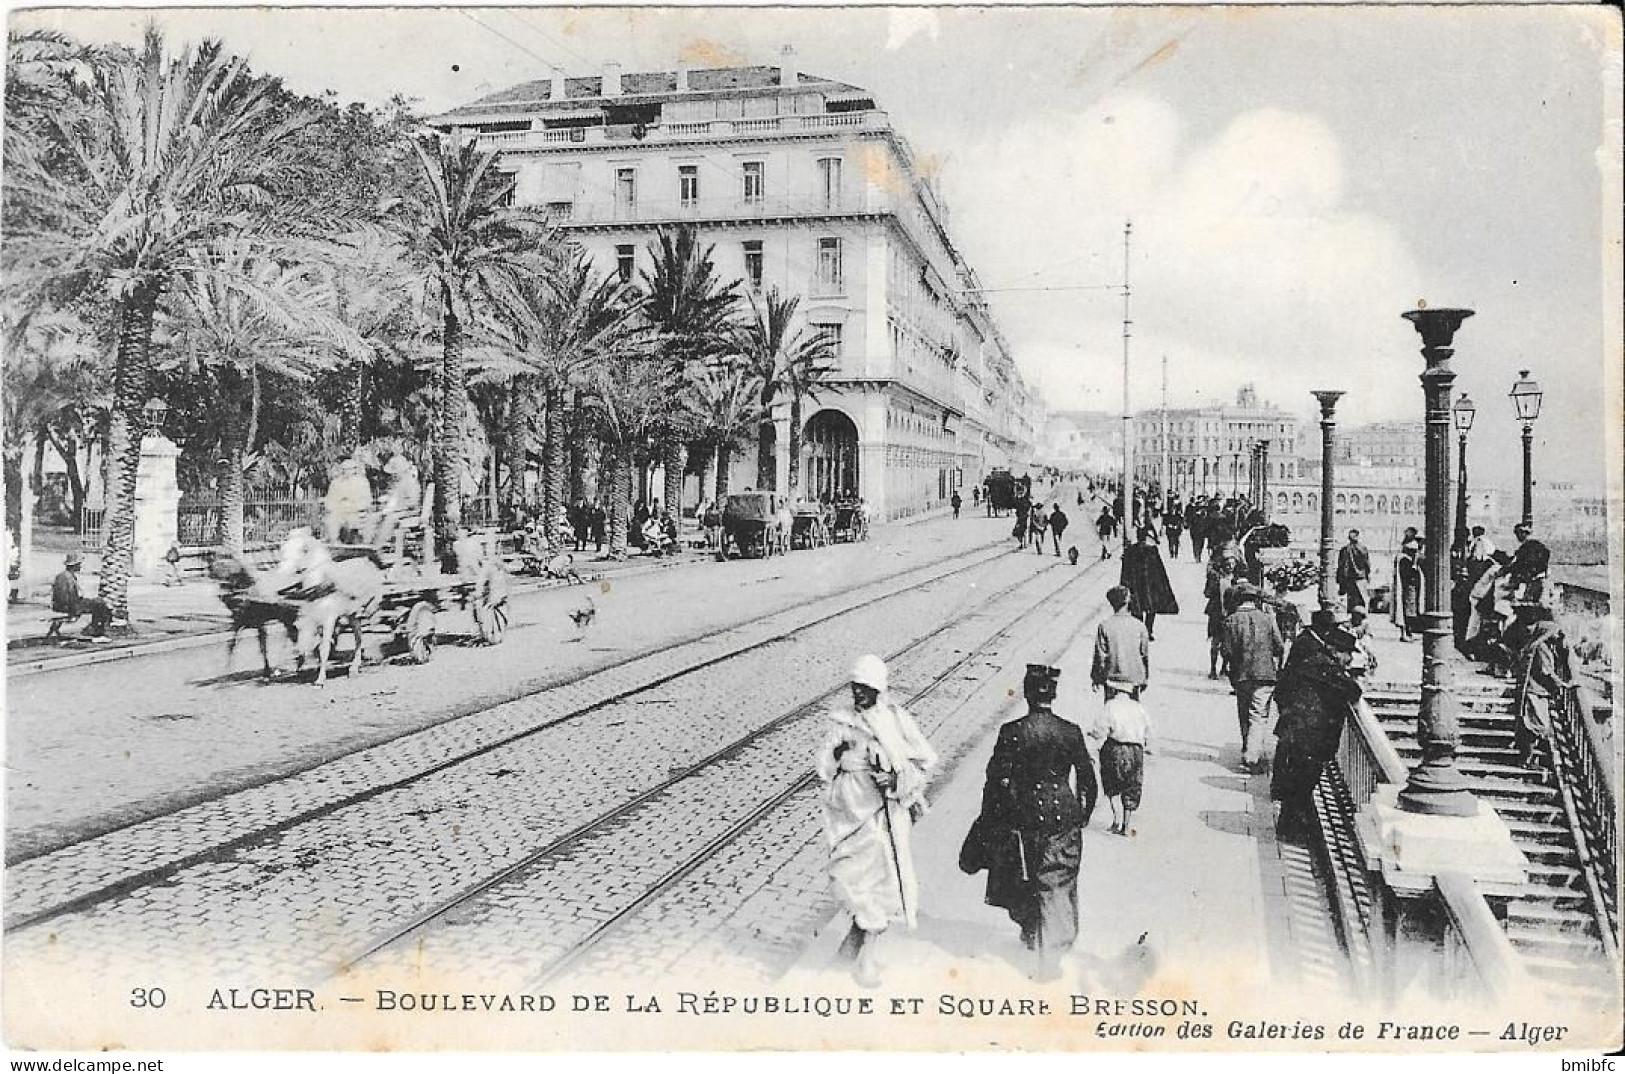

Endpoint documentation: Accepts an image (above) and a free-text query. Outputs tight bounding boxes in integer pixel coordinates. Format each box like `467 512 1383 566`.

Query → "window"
742 160 764 203
742 240 763 289
615 244 635 283
817 157 843 207
614 167 636 213
817 237 844 292
678 165 699 208
816 321 844 357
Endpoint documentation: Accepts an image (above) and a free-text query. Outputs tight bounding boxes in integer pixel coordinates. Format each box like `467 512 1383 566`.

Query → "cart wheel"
476 600 508 645
405 601 436 664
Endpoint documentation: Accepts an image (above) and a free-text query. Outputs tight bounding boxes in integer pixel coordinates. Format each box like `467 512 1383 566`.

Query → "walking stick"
877 782 911 922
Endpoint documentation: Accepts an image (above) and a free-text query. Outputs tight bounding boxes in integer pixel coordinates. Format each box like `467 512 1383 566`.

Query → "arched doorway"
804 409 860 502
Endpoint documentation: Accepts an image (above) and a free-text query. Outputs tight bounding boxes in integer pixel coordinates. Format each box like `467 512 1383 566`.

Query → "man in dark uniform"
1335 529 1371 614
971 664 1097 981
1507 523 1551 606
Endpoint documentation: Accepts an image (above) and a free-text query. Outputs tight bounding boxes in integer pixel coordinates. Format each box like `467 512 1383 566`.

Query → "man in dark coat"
1119 527 1179 640
1335 529 1371 614
1095 506 1118 560
1270 610 1361 839
1511 606 1571 768
1164 508 1184 561
51 552 112 638
1047 504 1069 557
974 664 1097 981
1507 523 1551 606
1186 500 1206 562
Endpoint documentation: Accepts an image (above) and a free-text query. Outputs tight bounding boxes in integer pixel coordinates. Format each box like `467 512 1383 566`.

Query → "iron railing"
177 495 322 547
1549 676 1619 950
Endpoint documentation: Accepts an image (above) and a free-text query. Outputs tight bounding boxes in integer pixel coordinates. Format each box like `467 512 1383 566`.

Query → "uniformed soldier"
967 664 1098 981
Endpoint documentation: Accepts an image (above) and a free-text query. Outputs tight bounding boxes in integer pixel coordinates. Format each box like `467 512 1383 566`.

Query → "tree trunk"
788 394 805 497
568 392 588 505
715 439 733 500
216 366 250 555
503 376 531 520
98 281 160 623
46 430 87 530
543 383 567 547
339 358 364 457
607 441 631 558
756 421 775 491
434 299 466 560
31 432 46 492
663 440 685 519
694 443 715 505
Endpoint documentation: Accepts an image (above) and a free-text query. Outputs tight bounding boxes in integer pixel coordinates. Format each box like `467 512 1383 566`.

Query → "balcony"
474 110 890 153
544 192 894 228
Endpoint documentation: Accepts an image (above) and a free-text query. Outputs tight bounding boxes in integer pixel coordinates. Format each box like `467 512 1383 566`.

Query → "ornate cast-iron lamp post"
1509 369 1543 527
1451 392 1476 568
1259 439 1271 521
141 396 169 436
1313 391 1344 609
1397 307 1478 817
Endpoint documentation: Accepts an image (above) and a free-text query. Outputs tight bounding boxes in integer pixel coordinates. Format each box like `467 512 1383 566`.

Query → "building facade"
1339 419 1424 470
1038 410 1122 476
1134 384 1304 497
430 50 1038 521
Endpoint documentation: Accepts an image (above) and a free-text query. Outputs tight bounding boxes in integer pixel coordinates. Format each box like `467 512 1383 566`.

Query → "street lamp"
1397 306 1478 817
1451 392 1476 564
141 397 169 436
1312 391 1345 609
1509 369 1542 527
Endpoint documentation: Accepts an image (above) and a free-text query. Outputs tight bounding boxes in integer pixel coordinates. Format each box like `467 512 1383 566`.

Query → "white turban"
851 653 888 691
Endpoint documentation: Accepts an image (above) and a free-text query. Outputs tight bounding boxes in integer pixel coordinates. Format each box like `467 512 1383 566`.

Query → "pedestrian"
700 499 721 550
964 664 1096 981
1205 544 1242 678
51 552 112 640
1346 606 1378 682
1088 677 1149 837
1048 504 1069 557
1511 605 1572 768
1029 502 1049 554
1394 535 1423 642
972 485 981 510
1335 529 1371 615
1186 501 1206 563
815 654 938 988
590 501 607 552
570 498 589 552
1011 497 1030 550
1269 610 1361 839
1119 527 1178 641
1091 586 1150 698
1222 582 1284 770
1507 523 1551 606
1164 510 1184 561
1095 506 1117 560
951 490 962 519
160 541 185 587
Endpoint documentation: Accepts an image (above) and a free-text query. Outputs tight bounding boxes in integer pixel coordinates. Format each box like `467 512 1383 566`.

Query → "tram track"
4 539 1027 936
338 553 1108 986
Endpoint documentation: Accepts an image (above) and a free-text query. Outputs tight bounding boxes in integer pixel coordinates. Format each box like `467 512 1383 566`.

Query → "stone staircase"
1364 679 1617 1003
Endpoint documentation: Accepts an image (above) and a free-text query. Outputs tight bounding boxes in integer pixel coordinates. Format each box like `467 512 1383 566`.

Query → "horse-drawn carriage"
831 499 870 543
983 470 1029 517
717 492 786 560
790 502 833 550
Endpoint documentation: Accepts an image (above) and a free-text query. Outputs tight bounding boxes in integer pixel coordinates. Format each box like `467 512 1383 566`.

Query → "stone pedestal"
1357 783 1528 1003
132 435 180 578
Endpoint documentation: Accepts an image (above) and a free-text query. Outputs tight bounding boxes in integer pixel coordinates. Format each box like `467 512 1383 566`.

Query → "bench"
45 612 80 638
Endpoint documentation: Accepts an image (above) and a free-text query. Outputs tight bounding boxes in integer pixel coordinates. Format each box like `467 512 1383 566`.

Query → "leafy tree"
683 358 764 503
388 134 552 560
783 328 839 497
580 334 667 559
2 25 320 620
639 225 738 514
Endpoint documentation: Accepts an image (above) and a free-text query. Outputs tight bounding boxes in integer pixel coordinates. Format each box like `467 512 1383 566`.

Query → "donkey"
275 528 386 686
210 553 300 678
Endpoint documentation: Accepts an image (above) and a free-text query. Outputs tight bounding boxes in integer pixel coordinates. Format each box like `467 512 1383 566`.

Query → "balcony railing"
474 110 890 153
551 192 891 227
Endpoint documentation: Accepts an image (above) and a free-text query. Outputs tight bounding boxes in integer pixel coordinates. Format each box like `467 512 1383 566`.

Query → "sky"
9 3 1621 494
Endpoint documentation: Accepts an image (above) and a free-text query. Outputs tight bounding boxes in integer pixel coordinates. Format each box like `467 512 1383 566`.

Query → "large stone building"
1133 384 1304 497
430 49 1038 521
1339 419 1424 470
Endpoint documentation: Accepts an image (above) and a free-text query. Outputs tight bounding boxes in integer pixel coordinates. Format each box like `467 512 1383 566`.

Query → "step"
1511 886 1595 911
1387 753 1552 784
1506 902 1600 934
1508 930 1606 957
1384 730 1519 752
1507 819 1573 844
1467 781 1560 804
1513 842 1580 867
1524 862 1586 889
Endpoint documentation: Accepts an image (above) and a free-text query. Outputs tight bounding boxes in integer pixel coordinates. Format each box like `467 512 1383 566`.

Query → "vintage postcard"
1 2 1620 1060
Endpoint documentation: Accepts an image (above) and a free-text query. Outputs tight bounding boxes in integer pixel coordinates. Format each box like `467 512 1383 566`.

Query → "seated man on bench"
51 552 112 640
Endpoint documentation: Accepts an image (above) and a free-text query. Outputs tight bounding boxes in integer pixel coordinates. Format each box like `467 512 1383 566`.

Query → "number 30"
129 987 166 1008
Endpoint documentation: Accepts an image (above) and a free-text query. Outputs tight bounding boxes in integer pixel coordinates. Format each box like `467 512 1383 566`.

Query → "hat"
1023 663 1061 700
1309 608 1343 634
1232 581 1263 603
851 653 888 691
65 552 84 569
1326 627 1359 654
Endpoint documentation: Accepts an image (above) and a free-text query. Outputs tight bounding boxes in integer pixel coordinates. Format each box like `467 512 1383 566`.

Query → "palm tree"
639 225 739 515
164 246 349 554
487 256 646 546
2 26 319 621
733 288 834 492
683 358 765 503
313 227 409 456
581 340 667 559
389 133 552 559
784 328 839 497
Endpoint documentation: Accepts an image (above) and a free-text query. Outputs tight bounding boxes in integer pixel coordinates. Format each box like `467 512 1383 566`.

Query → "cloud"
942 95 1425 427
886 9 940 51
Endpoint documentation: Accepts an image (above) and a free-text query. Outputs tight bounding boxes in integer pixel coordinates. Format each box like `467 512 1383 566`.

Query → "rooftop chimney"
779 44 798 87
603 60 622 97
549 68 566 101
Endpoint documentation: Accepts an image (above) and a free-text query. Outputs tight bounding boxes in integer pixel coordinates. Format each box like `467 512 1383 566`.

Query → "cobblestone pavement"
4 536 1075 996
348 550 1112 989
4 516 1003 857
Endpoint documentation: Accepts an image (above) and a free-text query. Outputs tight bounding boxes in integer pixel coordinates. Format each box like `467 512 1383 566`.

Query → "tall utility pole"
1160 354 1170 513
1121 220 1134 550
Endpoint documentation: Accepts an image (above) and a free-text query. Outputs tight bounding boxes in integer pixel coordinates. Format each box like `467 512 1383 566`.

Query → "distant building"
430 49 1038 520
1134 384 1303 497
1339 419 1424 471
1039 410 1122 476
